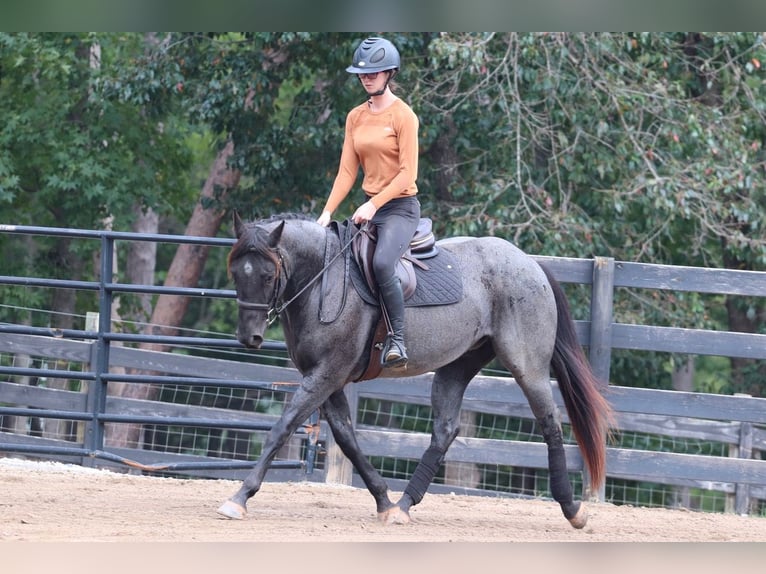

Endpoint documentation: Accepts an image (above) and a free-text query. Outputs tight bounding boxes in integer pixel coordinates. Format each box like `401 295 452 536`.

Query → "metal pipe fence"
0 223 310 474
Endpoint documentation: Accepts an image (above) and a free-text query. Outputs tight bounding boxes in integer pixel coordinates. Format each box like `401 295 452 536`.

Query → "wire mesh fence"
2 346 765 515
139 384 295 462
351 392 764 514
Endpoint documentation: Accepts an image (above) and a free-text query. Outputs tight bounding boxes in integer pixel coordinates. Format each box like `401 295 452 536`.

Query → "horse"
217 212 613 529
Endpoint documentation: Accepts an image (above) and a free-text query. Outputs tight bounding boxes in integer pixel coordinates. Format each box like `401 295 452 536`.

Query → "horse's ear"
233 211 245 239
268 220 285 248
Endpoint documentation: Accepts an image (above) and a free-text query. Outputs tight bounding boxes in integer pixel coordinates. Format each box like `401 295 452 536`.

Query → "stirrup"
382 338 408 368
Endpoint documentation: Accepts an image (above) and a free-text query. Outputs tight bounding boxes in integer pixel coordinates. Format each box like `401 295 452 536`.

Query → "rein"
236 222 364 326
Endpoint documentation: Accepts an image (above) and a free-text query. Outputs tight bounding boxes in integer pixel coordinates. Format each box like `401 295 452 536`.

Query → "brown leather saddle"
350 218 438 382
351 217 438 300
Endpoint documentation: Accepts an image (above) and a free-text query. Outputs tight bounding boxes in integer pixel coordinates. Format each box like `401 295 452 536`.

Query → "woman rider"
317 37 421 368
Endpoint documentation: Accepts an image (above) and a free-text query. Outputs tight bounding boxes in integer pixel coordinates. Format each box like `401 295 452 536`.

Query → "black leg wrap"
549 445 573 502
538 414 579 518
546 432 579 519
404 446 443 505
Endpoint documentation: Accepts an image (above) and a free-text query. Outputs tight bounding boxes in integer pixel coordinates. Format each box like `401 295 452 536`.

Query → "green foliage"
0 33 194 230
2 32 765 395
417 33 766 394
420 33 766 271
0 33 199 327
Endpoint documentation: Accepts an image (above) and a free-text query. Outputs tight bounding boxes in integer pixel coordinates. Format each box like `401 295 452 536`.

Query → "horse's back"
440 235 548 287
423 235 553 324
444 234 556 329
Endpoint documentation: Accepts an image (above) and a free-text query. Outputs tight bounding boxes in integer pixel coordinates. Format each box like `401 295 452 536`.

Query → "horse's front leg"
217 383 332 520
322 388 395 515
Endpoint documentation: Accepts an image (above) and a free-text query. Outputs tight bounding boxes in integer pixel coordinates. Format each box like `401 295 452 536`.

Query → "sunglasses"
357 72 381 80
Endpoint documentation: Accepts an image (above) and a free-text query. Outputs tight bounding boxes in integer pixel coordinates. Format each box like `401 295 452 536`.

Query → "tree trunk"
444 410 481 489
725 295 765 398
42 238 81 442
3 318 33 436
105 206 160 448
104 140 240 452
425 114 459 204
2 237 40 437
144 138 240 352
671 356 694 393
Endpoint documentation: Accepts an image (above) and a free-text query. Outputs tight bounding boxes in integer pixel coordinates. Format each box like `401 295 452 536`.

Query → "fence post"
444 410 480 489
323 383 359 485
732 393 753 514
584 256 614 501
588 257 615 385
83 236 114 467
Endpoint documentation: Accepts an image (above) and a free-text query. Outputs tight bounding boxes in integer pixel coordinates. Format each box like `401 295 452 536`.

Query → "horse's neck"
281 225 331 294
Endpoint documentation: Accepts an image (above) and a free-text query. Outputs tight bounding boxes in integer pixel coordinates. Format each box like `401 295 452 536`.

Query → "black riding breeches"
370 196 421 285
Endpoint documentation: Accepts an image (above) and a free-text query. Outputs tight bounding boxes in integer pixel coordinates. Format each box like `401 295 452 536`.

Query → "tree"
415 33 766 395
3 32 764 398
0 32 196 443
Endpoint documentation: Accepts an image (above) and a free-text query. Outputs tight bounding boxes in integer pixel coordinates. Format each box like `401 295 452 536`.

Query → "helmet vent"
369 47 386 64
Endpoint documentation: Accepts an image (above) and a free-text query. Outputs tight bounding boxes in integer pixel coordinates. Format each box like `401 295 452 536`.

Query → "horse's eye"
261 272 274 285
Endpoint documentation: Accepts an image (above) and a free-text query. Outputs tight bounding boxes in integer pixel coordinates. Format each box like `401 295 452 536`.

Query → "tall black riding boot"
378 276 408 367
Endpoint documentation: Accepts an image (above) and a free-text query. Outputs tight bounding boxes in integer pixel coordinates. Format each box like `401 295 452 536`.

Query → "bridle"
235 248 287 326
235 222 364 326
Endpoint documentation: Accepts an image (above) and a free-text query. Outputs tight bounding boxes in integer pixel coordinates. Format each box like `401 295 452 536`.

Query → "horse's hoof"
377 506 411 525
567 503 588 529
217 499 247 520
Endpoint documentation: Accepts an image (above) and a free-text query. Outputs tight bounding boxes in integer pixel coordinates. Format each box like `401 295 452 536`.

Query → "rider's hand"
316 210 332 227
352 201 377 225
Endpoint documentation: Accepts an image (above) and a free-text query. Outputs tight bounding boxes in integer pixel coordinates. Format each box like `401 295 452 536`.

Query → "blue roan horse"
218 212 613 529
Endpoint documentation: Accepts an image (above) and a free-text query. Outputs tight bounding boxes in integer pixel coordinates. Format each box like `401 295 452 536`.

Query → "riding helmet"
346 37 400 74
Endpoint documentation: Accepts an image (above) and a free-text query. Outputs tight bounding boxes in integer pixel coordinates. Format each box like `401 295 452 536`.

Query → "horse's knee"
432 420 460 450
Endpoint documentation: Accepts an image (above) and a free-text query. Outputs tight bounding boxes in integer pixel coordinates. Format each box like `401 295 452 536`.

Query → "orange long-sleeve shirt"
323 98 419 215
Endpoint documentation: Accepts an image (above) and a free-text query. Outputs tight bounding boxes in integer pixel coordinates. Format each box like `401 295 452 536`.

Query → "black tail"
540 264 614 489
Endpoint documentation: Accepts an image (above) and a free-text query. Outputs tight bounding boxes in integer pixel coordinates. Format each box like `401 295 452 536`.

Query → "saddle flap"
351 222 419 300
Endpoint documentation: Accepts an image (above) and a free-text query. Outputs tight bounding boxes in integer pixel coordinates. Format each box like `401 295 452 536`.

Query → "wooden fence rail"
1 332 765 513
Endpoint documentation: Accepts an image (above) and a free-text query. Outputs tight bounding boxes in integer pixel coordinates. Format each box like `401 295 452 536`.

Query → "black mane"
228 212 317 273
252 212 314 225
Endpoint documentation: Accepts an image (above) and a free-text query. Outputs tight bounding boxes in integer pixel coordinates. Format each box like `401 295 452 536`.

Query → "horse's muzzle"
237 331 263 349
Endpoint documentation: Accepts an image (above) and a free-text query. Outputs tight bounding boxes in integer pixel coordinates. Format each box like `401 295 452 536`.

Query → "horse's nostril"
236 328 263 349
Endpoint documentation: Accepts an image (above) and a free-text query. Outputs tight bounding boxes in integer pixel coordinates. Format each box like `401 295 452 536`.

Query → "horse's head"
228 212 286 348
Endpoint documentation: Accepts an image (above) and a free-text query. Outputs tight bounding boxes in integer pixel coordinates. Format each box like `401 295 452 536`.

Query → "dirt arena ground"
1 457 765 544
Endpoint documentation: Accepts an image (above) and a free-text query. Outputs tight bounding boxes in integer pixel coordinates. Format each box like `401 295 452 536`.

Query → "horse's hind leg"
383 343 494 525
517 375 587 529
322 388 396 514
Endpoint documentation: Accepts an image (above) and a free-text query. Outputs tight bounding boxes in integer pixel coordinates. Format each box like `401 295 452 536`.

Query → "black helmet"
346 37 400 74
